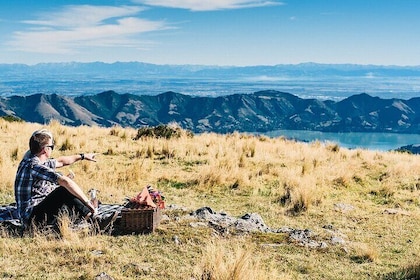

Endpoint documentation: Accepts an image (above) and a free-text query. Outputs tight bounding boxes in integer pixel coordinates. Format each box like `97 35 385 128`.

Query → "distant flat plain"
1 75 419 101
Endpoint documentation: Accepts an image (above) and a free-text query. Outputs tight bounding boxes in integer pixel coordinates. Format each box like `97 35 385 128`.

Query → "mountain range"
2 62 420 79
0 90 419 134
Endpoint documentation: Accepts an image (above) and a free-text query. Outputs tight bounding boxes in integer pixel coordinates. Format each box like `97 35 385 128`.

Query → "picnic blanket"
0 204 21 230
0 203 124 232
0 204 19 221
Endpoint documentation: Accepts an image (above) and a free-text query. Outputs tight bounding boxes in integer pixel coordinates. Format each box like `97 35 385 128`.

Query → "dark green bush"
1 115 23 122
134 124 193 140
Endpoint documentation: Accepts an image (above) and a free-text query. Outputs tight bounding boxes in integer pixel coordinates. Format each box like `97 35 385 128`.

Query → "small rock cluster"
186 206 345 249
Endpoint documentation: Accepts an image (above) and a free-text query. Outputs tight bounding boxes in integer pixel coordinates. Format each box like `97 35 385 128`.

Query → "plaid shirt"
14 152 60 223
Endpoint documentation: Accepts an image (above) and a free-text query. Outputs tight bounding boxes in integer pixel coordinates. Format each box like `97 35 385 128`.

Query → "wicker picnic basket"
119 207 162 234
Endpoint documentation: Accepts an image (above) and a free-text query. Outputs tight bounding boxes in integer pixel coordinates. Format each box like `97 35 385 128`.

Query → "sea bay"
264 130 420 151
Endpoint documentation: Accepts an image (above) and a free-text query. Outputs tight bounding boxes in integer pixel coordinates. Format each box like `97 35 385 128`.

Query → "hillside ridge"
0 90 419 134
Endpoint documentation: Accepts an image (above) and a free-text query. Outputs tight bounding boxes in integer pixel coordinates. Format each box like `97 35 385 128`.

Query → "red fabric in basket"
135 186 157 208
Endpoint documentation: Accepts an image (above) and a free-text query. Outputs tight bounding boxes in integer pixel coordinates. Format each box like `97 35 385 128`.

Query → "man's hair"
29 129 53 154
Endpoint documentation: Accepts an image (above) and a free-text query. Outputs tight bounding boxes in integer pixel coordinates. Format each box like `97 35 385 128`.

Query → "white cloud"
23 5 145 27
7 5 169 54
131 0 283 11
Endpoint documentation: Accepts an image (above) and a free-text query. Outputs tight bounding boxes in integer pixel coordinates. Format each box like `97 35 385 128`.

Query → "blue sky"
1 0 419 66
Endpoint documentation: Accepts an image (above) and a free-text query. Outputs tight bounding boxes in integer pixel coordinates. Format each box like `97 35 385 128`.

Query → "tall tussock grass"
193 238 278 280
0 119 420 279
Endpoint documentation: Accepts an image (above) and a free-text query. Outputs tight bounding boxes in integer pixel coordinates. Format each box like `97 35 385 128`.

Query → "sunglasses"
45 145 55 150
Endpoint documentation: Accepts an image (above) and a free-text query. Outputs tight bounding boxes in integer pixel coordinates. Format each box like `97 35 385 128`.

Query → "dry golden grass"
192 238 279 280
0 119 419 279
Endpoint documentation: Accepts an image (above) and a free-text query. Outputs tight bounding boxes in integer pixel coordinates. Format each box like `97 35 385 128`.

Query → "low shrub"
1 115 23 122
134 124 193 140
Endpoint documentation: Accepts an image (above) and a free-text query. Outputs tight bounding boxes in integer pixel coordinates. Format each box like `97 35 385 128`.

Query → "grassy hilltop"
0 119 419 279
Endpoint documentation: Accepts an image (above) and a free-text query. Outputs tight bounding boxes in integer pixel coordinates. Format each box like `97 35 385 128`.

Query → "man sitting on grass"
14 129 98 232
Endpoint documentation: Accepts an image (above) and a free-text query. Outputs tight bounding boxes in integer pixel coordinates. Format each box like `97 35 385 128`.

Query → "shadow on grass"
381 263 420 280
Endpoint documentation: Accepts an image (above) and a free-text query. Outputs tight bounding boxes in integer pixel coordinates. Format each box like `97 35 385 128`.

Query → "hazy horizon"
1 62 419 100
2 61 420 68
